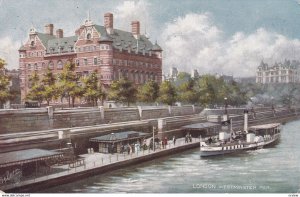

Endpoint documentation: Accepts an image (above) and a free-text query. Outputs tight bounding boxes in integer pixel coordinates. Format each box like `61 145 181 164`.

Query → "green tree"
82 70 106 106
108 78 137 106
0 58 11 108
158 81 177 105
26 71 44 104
41 68 58 106
177 78 199 104
57 61 83 107
137 80 159 103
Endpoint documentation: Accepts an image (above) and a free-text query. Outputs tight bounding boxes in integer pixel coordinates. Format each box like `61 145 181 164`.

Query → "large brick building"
19 13 163 103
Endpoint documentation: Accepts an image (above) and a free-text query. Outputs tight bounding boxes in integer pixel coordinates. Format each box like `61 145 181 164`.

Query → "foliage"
82 70 106 106
158 81 177 105
137 80 159 103
26 71 45 103
41 68 58 106
57 61 83 107
0 58 12 108
108 78 137 106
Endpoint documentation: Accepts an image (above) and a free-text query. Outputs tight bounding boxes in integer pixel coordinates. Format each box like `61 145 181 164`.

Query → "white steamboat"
200 110 281 157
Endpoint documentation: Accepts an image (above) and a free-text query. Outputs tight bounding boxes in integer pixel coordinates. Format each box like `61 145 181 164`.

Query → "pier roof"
90 131 150 143
0 149 62 168
182 122 220 130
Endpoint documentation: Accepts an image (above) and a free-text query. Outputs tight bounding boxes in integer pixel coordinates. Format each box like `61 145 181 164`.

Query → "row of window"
26 60 65 70
19 51 44 58
76 44 111 53
113 59 159 69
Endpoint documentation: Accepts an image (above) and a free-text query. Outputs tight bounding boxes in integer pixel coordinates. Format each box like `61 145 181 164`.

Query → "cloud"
114 0 154 37
162 13 300 77
0 37 19 69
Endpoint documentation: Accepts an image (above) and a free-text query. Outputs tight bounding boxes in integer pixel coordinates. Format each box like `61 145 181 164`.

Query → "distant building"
216 74 234 84
256 60 300 84
191 69 199 78
170 67 178 78
19 12 163 103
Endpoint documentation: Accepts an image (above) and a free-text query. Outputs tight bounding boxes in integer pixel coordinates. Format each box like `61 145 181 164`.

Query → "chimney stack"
244 110 248 133
56 29 63 38
44 24 54 35
104 13 114 34
131 21 140 39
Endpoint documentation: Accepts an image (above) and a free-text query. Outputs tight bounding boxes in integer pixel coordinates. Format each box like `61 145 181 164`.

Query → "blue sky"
1 0 300 76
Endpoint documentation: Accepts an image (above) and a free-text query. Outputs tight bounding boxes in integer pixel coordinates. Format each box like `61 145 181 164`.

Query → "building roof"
90 131 150 143
19 24 162 55
181 122 220 130
0 149 63 168
95 25 159 54
47 35 78 54
36 32 56 48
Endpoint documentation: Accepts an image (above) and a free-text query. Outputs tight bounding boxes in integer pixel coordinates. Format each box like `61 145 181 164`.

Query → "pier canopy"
90 131 151 154
181 122 221 137
0 148 63 168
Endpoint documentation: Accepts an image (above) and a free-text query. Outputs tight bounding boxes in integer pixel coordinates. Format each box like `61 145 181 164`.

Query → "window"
76 59 80 67
30 41 35 47
34 63 38 70
99 59 103 65
48 61 54 69
28 64 31 70
94 58 97 65
86 33 91 40
57 60 63 69
84 59 88 65
42 63 46 69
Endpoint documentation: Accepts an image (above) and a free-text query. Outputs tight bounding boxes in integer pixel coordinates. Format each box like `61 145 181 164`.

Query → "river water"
42 120 300 193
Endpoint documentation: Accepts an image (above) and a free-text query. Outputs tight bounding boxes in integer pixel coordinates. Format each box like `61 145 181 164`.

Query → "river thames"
42 120 300 193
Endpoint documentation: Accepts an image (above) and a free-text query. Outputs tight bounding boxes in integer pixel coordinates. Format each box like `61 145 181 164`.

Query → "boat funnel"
244 109 248 133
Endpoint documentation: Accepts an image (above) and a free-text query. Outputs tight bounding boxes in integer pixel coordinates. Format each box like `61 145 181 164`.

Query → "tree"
26 71 45 104
0 58 11 108
82 70 106 106
158 81 177 105
137 80 159 103
41 68 58 106
108 78 137 106
57 61 83 107
177 78 199 104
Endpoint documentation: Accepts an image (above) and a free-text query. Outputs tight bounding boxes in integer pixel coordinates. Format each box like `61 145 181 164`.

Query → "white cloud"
162 13 300 77
114 0 154 37
0 37 19 70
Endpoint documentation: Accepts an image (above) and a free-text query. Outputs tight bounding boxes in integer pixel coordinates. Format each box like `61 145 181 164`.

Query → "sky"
1 0 300 77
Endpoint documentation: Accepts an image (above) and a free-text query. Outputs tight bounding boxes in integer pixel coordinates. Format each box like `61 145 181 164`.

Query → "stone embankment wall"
0 105 202 134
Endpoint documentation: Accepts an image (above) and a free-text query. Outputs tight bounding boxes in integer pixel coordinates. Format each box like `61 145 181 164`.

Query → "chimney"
44 24 54 35
244 109 248 133
104 13 113 34
131 21 140 39
56 29 63 38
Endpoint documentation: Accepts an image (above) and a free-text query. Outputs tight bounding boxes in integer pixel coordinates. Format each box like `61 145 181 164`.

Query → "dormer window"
86 33 91 40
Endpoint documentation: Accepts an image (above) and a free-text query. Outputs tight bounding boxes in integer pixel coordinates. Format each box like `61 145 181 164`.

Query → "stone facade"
19 12 163 103
256 60 300 84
